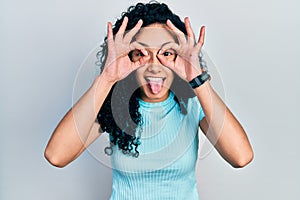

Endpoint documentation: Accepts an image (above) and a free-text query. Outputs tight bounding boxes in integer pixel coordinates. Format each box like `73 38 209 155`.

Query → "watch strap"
189 71 210 89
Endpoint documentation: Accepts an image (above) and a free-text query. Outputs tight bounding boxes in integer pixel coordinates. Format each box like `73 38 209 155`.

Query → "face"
131 24 176 103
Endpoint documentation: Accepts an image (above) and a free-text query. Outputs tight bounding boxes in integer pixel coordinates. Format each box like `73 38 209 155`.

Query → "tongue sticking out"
147 78 164 94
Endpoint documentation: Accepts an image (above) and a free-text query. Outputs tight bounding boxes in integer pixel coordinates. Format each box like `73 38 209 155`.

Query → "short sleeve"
198 102 205 122
187 96 205 123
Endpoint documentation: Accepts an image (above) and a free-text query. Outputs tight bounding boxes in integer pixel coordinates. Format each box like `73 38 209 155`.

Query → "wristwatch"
189 71 211 89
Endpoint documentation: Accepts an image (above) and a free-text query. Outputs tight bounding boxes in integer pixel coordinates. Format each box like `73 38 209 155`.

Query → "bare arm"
158 17 253 168
196 82 253 168
44 76 114 168
44 17 148 168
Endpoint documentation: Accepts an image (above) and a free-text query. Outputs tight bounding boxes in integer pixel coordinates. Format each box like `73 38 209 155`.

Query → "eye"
129 49 145 62
163 51 173 56
161 50 176 61
133 50 144 57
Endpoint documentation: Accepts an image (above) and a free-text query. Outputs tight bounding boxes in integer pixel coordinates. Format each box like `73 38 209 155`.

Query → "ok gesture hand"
157 17 206 82
102 17 149 83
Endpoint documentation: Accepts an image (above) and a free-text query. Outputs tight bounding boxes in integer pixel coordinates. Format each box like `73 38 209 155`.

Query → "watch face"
195 77 202 86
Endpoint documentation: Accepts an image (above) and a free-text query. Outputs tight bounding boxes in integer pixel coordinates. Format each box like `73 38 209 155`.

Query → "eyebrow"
137 41 173 48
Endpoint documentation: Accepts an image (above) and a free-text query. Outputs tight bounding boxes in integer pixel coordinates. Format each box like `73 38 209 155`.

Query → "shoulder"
186 96 205 122
186 96 201 110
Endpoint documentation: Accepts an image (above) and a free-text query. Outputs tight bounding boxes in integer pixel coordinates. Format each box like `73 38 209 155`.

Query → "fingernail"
167 19 172 24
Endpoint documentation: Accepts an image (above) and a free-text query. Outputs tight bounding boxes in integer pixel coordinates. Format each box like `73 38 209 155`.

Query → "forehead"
134 24 176 47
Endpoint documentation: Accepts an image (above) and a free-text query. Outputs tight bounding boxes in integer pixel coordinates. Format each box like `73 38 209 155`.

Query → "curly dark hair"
96 1 205 157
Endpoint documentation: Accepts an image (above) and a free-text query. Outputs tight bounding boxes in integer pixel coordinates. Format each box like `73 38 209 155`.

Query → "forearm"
44 75 114 167
194 81 253 168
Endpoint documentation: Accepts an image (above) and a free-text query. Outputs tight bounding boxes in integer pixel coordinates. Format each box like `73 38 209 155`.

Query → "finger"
107 22 113 40
159 42 179 54
131 55 150 71
117 16 128 34
157 53 174 69
129 41 149 56
166 19 187 44
115 16 128 43
196 26 206 51
158 42 178 68
129 41 144 50
184 17 195 40
184 17 197 47
107 22 114 47
123 19 143 44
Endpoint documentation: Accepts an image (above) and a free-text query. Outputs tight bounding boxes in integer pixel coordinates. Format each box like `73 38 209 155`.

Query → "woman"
45 2 253 199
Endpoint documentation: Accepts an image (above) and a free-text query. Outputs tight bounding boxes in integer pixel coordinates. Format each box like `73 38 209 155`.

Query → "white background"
1 0 299 199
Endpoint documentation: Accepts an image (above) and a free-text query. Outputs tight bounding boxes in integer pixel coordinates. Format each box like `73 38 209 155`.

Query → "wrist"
93 74 116 89
98 70 118 84
188 71 211 89
186 63 203 82
187 72 202 82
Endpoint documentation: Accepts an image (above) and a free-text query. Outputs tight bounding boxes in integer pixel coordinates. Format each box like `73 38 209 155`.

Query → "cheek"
166 71 174 84
135 69 145 85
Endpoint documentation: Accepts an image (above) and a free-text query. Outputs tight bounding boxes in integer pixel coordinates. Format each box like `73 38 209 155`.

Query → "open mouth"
145 77 166 94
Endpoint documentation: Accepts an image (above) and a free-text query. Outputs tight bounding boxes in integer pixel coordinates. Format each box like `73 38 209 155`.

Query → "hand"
102 17 149 83
157 17 206 82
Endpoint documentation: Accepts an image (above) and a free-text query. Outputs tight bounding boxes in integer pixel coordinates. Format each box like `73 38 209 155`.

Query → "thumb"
131 55 150 71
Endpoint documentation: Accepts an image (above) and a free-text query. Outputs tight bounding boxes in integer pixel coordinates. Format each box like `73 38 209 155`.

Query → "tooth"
147 77 163 82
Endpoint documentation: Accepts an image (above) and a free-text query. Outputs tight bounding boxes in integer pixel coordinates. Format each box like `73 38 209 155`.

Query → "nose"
146 50 161 73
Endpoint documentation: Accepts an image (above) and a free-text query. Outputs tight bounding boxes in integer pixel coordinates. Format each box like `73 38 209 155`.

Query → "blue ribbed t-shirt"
110 92 205 200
